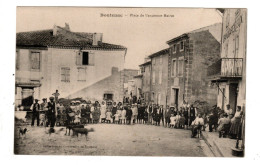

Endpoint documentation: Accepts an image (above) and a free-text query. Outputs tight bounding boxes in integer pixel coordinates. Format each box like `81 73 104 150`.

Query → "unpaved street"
14 124 208 156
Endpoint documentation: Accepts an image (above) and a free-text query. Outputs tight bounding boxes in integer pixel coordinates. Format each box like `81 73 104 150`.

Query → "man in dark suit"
46 97 56 131
30 99 40 126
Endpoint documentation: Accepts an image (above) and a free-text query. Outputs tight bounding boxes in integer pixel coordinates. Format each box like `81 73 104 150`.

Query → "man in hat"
46 96 57 130
30 99 40 126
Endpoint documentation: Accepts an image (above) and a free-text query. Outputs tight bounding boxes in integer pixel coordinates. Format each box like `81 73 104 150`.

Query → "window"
173 44 176 53
31 52 40 70
78 68 86 81
234 35 239 57
82 52 89 65
152 71 155 84
171 59 177 77
76 51 94 65
159 69 162 84
16 51 20 70
159 55 163 64
180 41 184 51
178 58 184 77
61 67 70 82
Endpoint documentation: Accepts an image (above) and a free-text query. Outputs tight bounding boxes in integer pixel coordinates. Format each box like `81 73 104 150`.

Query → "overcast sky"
17 7 222 69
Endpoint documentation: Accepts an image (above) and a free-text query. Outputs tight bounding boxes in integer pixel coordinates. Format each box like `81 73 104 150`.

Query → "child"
179 113 186 129
74 111 81 125
121 106 127 124
106 110 112 123
39 113 46 126
114 111 120 124
170 114 176 128
175 112 181 128
116 108 122 124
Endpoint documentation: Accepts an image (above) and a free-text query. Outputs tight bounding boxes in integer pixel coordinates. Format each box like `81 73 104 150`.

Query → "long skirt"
229 118 241 137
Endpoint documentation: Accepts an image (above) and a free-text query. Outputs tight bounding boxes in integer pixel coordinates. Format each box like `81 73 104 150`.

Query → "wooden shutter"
76 51 82 65
89 52 95 65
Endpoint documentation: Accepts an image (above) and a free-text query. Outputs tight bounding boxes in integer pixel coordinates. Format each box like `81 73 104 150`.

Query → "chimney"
64 23 70 31
53 24 57 36
92 33 103 46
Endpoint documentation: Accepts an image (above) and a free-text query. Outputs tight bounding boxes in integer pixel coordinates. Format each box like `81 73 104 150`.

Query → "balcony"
207 58 243 81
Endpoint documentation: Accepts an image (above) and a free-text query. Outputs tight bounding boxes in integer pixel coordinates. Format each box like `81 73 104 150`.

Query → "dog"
71 128 94 140
18 127 28 138
65 124 84 136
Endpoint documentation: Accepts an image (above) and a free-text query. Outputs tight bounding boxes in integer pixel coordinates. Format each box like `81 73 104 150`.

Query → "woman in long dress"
229 106 243 139
100 101 107 123
92 103 101 124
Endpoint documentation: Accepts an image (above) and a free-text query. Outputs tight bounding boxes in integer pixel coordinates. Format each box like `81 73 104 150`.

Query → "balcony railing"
207 58 243 78
221 58 243 77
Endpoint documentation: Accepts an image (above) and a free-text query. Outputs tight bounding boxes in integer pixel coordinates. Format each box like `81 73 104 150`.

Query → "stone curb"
201 131 224 157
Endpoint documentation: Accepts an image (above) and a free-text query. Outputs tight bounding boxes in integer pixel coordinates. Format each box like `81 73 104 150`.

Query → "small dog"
65 124 84 136
18 127 28 138
72 128 94 140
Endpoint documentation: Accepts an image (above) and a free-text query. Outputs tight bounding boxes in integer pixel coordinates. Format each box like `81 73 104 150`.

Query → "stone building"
166 23 222 108
139 60 151 103
148 48 169 107
207 9 247 111
122 69 139 98
15 24 127 109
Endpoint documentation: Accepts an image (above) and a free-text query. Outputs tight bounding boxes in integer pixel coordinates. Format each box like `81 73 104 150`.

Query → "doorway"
229 83 238 113
172 88 179 107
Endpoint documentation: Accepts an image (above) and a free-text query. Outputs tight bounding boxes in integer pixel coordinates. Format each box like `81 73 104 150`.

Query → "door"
172 88 179 107
229 83 238 114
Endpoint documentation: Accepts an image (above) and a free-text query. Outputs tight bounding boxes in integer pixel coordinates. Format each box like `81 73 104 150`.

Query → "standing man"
46 97 57 132
30 99 40 126
52 89 60 103
225 104 233 116
189 104 196 127
159 105 164 126
112 102 117 123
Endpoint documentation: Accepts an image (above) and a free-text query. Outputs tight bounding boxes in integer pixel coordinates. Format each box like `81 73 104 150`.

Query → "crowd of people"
16 97 244 139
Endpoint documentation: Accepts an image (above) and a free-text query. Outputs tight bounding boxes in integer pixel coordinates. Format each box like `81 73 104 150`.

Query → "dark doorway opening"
104 93 113 101
229 83 238 113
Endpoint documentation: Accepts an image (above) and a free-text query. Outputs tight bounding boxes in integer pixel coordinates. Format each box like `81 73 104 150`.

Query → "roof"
166 23 222 44
139 61 151 67
16 26 126 50
148 48 169 58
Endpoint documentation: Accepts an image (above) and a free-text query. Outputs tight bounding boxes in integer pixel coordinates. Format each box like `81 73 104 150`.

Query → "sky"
16 7 222 69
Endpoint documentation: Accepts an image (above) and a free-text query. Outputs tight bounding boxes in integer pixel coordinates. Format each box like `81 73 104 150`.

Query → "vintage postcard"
14 7 246 157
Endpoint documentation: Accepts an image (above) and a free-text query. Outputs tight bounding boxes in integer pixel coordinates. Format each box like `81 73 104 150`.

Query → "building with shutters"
148 48 169 107
166 23 222 108
15 24 127 109
207 9 247 111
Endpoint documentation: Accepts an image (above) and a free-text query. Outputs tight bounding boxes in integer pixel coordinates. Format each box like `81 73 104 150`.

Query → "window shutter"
89 52 95 65
76 51 82 65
